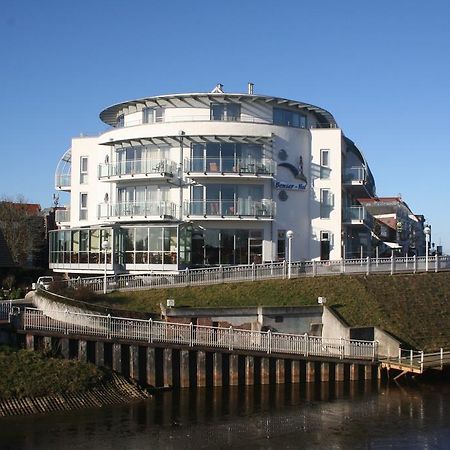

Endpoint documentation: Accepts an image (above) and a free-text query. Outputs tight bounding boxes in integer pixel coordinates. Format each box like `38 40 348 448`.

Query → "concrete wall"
321 306 350 340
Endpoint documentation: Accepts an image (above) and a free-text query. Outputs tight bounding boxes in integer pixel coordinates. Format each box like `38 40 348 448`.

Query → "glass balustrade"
186 158 276 175
184 199 275 217
98 201 177 219
55 208 70 223
343 166 366 183
98 159 177 178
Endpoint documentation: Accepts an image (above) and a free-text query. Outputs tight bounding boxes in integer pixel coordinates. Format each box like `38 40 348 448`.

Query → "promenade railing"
65 255 450 293
22 307 378 361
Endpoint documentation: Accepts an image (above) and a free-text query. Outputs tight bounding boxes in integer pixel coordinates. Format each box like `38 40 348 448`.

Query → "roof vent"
248 82 254 95
211 83 224 93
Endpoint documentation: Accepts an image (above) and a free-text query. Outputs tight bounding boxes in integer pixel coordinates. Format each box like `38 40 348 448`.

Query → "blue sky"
1 0 449 250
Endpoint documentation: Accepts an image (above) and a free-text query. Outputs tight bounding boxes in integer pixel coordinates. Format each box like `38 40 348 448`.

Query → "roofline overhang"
99 92 337 127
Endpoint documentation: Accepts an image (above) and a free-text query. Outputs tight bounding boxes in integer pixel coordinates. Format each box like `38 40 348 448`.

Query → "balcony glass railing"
55 208 70 223
343 167 366 183
55 174 71 188
344 206 373 226
184 199 275 218
98 159 178 178
186 158 276 175
98 201 177 219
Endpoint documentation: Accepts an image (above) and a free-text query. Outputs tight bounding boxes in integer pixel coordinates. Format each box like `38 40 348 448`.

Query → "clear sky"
1 0 449 250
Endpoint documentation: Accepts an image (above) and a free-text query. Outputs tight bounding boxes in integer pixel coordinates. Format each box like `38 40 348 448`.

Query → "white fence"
65 255 450 293
0 300 12 322
23 307 378 361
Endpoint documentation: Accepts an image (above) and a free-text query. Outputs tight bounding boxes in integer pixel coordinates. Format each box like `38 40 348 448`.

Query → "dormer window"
210 103 241 121
143 107 164 124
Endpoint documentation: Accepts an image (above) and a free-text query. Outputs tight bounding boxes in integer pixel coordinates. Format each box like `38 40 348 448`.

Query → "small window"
80 156 88 184
116 114 124 128
143 107 164 124
320 189 333 219
320 149 330 179
273 108 307 128
80 193 88 221
320 231 330 241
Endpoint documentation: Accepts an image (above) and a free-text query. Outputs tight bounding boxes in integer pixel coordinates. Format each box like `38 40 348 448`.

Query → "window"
277 230 286 260
210 103 241 121
80 156 88 184
320 149 330 179
273 108 307 128
116 114 124 128
80 193 88 220
320 189 333 219
143 107 164 124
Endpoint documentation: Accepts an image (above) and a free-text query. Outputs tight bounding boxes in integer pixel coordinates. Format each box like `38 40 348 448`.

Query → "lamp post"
102 239 110 294
424 225 431 272
286 230 294 279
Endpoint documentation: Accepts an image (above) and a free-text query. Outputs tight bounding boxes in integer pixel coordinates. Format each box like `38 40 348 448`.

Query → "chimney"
247 82 254 95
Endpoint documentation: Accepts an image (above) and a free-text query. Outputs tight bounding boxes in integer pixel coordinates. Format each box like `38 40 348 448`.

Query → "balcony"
55 175 71 190
185 158 276 177
55 208 70 223
184 198 275 219
343 167 367 184
343 206 373 228
98 201 177 219
98 159 178 180
55 148 72 191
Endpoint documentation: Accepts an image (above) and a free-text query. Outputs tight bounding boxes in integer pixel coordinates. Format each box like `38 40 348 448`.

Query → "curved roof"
99 92 337 127
344 137 376 194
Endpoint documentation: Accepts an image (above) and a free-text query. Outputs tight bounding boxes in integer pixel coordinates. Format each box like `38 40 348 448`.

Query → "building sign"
274 180 307 191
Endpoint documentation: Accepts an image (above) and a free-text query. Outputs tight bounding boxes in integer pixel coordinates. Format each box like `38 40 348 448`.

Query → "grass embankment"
0 346 105 399
101 272 450 351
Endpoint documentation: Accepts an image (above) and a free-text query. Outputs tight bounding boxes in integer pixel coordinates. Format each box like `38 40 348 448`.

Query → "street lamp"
102 239 110 294
286 230 294 279
424 225 431 272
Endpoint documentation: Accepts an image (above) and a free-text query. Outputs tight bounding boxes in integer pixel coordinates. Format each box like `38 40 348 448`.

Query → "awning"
383 242 402 249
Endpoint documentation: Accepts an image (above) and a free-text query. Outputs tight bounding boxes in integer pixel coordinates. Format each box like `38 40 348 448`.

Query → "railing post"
267 330 271 354
282 260 287 279
410 349 413 368
252 262 256 281
228 326 233 351
219 265 224 282
413 255 417 274
340 337 344 359
107 314 111 340
441 348 444 369
421 351 424 372
65 309 68 335
366 256 371 276
312 260 317 277
340 258 345 274
373 341 378 362
398 347 401 363
304 333 309 357
185 267 190 286
390 253 395 275
148 318 153 343
435 255 439 273
190 322 194 347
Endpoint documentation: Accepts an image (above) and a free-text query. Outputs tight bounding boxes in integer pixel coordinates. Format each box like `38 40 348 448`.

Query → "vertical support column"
275 359 285 384
213 352 222 387
78 340 87 362
291 360 300 383
95 341 104 366
335 363 345 382
130 345 139 381
112 343 121 372
179 350 190 388
164 348 173 388
245 355 254 385
320 362 330 382
26 333 34 350
260 357 270 385
197 351 206 387
146 347 156 387
350 363 359 381
364 365 372 380
229 354 239 386
43 336 52 354
306 361 315 383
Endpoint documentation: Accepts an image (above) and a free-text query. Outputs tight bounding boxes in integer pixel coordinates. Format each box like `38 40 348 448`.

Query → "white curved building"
50 84 376 274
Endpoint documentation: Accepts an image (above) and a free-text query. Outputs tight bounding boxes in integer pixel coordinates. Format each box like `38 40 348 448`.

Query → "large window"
273 107 307 128
210 103 241 121
80 156 88 184
320 189 333 219
320 149 330 179
143 107 164 123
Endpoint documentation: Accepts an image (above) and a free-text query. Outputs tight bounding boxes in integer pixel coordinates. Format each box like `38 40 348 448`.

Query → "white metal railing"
0 300 12 322
185 157 276 176
63 255 450 293
380 348 450 372
98 159 178 178
22 307 378 361
184 198 275 218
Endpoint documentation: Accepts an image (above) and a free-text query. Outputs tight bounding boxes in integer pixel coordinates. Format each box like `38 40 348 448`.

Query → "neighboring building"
0 229 15 268
357 197 426 257
50 84 401 275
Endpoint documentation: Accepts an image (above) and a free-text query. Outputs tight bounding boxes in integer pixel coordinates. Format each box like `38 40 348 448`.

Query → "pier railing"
22 307 378 361
0 300 12 322
63 254 450 293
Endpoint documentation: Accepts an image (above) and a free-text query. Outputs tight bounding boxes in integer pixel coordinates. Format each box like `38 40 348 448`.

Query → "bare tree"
0 195 38 266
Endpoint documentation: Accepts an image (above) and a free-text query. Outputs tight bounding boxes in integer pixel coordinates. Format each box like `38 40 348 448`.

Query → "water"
2 380 450 449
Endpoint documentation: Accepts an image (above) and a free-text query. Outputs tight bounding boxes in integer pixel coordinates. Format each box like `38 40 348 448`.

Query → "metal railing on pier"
22 307 378 361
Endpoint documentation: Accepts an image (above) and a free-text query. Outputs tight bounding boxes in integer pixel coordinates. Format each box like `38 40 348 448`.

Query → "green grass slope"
102 272 450 351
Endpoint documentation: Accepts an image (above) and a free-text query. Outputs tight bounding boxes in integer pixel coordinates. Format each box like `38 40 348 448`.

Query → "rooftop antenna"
52 193 59 208
211 83 224 93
